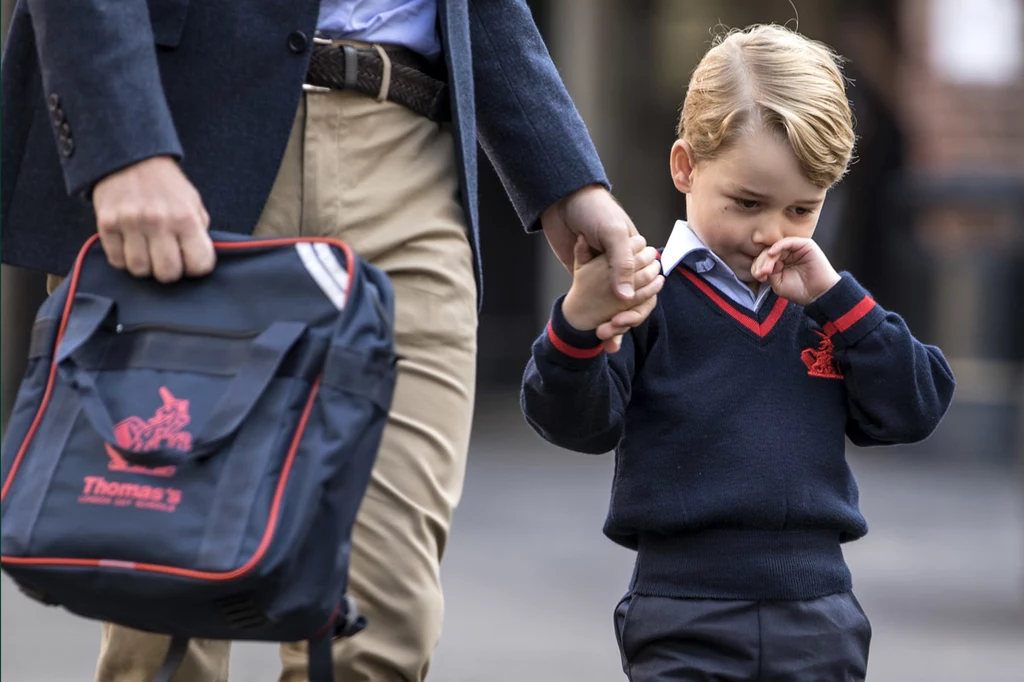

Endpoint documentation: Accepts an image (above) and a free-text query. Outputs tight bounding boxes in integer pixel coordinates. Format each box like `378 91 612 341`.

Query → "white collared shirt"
316 0 441 60
659 220 773 312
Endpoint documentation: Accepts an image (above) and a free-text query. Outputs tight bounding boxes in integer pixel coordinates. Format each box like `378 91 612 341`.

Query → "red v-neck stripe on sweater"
678 268 788 338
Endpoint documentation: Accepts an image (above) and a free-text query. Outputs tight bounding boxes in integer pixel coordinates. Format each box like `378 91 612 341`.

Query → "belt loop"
342 45 359 89
372 44 392 102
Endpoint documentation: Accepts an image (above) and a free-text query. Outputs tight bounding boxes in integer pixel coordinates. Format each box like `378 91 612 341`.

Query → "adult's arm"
469 0 609 233
25 0 213 282
469 0 658 349
26 0 183 198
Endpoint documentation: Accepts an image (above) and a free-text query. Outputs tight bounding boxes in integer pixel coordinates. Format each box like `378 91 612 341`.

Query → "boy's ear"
670 140 696 194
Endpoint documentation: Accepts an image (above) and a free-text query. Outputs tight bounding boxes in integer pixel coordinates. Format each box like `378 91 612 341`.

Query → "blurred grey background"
3 1 1023 680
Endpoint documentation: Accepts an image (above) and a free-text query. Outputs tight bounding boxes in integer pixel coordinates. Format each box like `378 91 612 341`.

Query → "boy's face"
670 129 828 289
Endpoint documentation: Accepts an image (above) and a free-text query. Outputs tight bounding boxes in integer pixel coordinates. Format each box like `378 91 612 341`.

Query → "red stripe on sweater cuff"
833 295 876 332
546 320 604 359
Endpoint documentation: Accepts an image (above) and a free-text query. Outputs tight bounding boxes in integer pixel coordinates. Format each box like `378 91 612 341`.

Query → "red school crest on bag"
104 387 191 478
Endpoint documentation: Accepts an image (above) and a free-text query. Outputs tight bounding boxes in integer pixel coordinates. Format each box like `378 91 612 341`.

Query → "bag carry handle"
55 293 307 467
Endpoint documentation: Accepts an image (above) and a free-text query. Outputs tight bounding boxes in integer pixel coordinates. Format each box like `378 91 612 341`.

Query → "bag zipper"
111 322 261 340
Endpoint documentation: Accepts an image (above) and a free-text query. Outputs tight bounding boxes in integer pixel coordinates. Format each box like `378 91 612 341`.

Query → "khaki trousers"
54 89 478 681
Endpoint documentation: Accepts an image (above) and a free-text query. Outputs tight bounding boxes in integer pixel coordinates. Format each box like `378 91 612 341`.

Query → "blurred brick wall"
895 0 1024 459
896 0 1023 366
900 0 1024 175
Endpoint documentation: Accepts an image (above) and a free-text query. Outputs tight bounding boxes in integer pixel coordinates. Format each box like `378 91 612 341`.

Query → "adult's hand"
541 185 640 300
541 185 659 351
92 156 215 283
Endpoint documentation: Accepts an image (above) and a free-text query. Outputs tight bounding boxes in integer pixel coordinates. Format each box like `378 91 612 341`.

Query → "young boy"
521 24 956 681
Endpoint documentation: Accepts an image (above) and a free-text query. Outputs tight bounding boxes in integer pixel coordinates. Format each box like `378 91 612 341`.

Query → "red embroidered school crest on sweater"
801 328 844 379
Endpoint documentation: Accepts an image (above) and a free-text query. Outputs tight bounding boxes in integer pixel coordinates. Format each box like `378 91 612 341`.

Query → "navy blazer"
0 0 608 300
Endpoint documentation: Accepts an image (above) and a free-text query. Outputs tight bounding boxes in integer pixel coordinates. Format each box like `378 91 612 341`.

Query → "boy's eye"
791 206 815 217
733 198 760 210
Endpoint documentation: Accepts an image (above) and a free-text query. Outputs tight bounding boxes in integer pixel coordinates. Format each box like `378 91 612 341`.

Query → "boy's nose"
753 218 784 246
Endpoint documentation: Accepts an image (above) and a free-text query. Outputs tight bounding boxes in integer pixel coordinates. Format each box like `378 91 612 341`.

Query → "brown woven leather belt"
305 42 451 123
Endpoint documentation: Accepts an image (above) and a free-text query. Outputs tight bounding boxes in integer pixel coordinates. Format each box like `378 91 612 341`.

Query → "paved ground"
3 391 1022 681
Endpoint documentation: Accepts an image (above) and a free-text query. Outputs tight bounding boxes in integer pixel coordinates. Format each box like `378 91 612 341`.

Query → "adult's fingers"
634 260 663 291
149 228 185 283
632 270 665 304
629 234 648 254
633 248 661 282
121 229 152 278
91 156 212 282
179 209 216 277
97 228 127 270
600 223 637 301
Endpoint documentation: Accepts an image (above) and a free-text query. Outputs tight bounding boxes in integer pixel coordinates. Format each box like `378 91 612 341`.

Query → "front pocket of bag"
19 362 313 572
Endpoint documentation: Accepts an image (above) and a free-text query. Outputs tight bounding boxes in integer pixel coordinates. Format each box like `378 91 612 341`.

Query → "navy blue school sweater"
520 267 956 601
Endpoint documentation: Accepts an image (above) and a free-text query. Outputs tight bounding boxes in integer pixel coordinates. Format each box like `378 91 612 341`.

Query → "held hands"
541 185 661 351
751 237 841 306
92 156 216 283
562 235 664 332
542 185 640 299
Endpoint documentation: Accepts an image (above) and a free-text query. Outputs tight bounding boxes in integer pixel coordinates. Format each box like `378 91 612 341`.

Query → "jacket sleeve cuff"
804 273 887 347
541 295 605 364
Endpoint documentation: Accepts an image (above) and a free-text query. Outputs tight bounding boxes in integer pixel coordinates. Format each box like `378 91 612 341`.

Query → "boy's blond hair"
677 24 855 188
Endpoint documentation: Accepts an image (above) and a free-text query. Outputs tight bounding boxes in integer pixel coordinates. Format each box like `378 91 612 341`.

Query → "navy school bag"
0 232 398 682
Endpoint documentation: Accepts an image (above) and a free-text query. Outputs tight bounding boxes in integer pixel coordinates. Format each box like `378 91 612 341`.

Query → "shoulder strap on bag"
151 636 190 682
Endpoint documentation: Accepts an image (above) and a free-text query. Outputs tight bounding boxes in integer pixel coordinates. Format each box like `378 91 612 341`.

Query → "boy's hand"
562 235 663 332
751 237 841 306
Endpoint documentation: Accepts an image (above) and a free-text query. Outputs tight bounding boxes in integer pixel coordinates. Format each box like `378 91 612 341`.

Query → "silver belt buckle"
304 36 336 93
